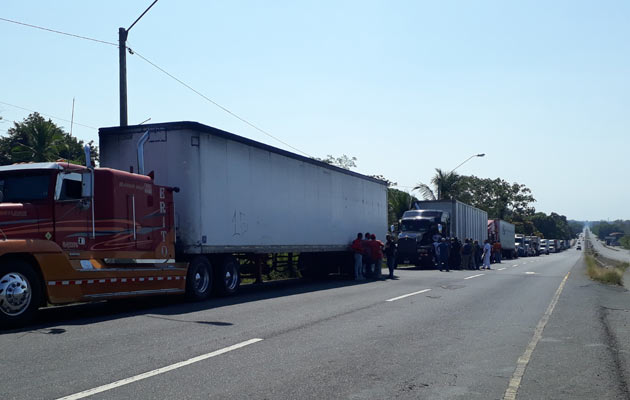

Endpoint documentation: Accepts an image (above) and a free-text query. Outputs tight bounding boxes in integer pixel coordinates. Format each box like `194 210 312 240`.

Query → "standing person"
384 235 397 279
474 240 482 270
482 239 492 269
432 236 441 268
362 232 372 277
369 234 384 279
493 240 502 263
452 237 462 270
350 233 364 280
438 238 450 272
461 238 472 270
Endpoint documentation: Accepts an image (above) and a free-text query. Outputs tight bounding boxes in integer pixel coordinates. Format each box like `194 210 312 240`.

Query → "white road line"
464 273 484 280
512 264 519 267
498 267 506 271
503 271 571 400
57 338 264 400
386 289 431 302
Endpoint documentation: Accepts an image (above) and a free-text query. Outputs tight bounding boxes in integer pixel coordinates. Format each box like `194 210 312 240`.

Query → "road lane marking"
386 289 431 302
57 338 264 400
503 271 571 400
525 272 536 275
464 274 484 280
512 264 519 267
498 267 506 271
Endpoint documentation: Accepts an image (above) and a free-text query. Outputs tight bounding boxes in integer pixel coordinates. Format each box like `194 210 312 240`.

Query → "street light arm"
128 0 159 32
450 153 485 174
450 155 475 174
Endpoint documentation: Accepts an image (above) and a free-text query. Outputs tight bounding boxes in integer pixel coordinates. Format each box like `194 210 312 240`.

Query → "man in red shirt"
368 234 384 279
350 233 365 280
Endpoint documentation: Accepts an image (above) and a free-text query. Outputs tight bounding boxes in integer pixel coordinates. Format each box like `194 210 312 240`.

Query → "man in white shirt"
482 239 492 270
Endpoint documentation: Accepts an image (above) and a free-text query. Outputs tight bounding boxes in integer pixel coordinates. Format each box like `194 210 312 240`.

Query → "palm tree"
414 168 462 201
9 113 64 162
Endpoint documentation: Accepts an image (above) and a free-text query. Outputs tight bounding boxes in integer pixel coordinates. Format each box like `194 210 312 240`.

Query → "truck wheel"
186 256 213 301
214 257 241 296
0 259 42 328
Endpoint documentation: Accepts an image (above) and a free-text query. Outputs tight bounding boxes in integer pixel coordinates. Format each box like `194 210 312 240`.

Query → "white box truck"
487 219 516 259
99 121 388 294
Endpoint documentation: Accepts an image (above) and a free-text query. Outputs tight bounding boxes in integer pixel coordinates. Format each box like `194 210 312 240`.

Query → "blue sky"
1 1 628 220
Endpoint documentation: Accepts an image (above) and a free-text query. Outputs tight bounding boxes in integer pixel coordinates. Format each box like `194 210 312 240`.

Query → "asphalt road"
2 248 629 399
587 229 630 264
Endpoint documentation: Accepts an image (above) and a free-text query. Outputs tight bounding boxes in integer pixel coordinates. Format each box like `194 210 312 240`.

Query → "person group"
433 237 501 271
350 233 502 277
350 233 398 280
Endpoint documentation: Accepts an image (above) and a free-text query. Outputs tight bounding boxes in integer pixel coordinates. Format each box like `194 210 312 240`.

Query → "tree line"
590 220 630 250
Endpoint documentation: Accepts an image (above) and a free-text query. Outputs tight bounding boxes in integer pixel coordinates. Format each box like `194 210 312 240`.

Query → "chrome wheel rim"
194 268 210 294
0 272 32 316
224 264 239 291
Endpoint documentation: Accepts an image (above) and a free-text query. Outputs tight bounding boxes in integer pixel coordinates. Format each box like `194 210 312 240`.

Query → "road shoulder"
517 255 630 399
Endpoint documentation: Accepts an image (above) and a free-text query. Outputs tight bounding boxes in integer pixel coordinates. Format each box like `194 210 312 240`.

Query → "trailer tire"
0 258 42 328
214 256 240 296
186 256 213 301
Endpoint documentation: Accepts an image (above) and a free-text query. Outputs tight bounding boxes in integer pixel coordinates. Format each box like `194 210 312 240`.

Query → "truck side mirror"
82 173 93 198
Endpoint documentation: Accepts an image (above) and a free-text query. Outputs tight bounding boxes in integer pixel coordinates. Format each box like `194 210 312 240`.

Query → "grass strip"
585 254 624 286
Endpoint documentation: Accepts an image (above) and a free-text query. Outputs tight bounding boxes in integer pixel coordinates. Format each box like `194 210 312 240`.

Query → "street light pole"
118 0 159 127
438 153 485 200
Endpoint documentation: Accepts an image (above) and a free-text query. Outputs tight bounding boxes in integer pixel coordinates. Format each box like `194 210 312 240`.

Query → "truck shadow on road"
2 276 370 334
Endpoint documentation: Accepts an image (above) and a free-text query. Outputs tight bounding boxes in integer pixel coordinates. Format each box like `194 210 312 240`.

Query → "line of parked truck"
0 119 571 327
394 200 571 267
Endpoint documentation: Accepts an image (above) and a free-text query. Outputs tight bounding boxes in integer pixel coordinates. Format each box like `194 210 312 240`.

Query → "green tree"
458 176 536 220
0 113 98 165
414 168 463 200
388 188 418 226
316 154 357 170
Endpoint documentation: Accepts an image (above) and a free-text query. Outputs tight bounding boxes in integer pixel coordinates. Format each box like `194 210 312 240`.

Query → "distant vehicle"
576 244 582 250
515 234 526 257
548 244 556 253
487 219 516 259
539 244 548 255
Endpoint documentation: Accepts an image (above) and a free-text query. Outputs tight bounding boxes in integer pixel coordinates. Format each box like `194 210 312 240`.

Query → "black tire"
185 256 213 301
0 258 42 329
214 256 241 296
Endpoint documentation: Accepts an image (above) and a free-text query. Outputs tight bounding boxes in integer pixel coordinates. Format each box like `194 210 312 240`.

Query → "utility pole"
118 0 159 127
119 28 128 126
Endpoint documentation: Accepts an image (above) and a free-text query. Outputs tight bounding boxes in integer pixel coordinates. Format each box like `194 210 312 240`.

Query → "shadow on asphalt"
1 275 392 334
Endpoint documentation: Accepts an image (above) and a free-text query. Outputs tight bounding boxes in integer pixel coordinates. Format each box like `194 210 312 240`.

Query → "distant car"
576 245 582 250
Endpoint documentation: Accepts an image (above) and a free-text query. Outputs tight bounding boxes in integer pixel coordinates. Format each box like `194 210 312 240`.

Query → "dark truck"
396 209 449 268
396 200 488 268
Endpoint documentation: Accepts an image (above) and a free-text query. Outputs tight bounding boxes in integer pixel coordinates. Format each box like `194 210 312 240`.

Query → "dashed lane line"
386 289 431 302
503 271 571 400
57 338 264 400
464 273 485 280
498 267 506 271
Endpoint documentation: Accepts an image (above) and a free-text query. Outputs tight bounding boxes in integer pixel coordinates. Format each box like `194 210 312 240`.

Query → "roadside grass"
585 254 625 286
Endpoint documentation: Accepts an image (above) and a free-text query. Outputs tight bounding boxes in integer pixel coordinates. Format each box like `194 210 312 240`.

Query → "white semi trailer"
99 121 388 295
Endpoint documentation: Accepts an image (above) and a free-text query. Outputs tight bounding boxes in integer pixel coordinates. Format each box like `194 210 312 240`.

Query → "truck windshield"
0 174 50 202
400 219 431 232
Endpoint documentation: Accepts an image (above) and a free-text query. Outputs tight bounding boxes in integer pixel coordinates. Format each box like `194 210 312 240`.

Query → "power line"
130 48 313 158
0 17 118 47
0 101 97 130
1 16 312 157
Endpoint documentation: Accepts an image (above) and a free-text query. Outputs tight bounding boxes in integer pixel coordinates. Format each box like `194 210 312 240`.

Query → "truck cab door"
53 172 90 255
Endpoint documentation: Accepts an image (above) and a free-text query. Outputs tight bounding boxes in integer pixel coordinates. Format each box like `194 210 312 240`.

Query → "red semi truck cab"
0 161 186 327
